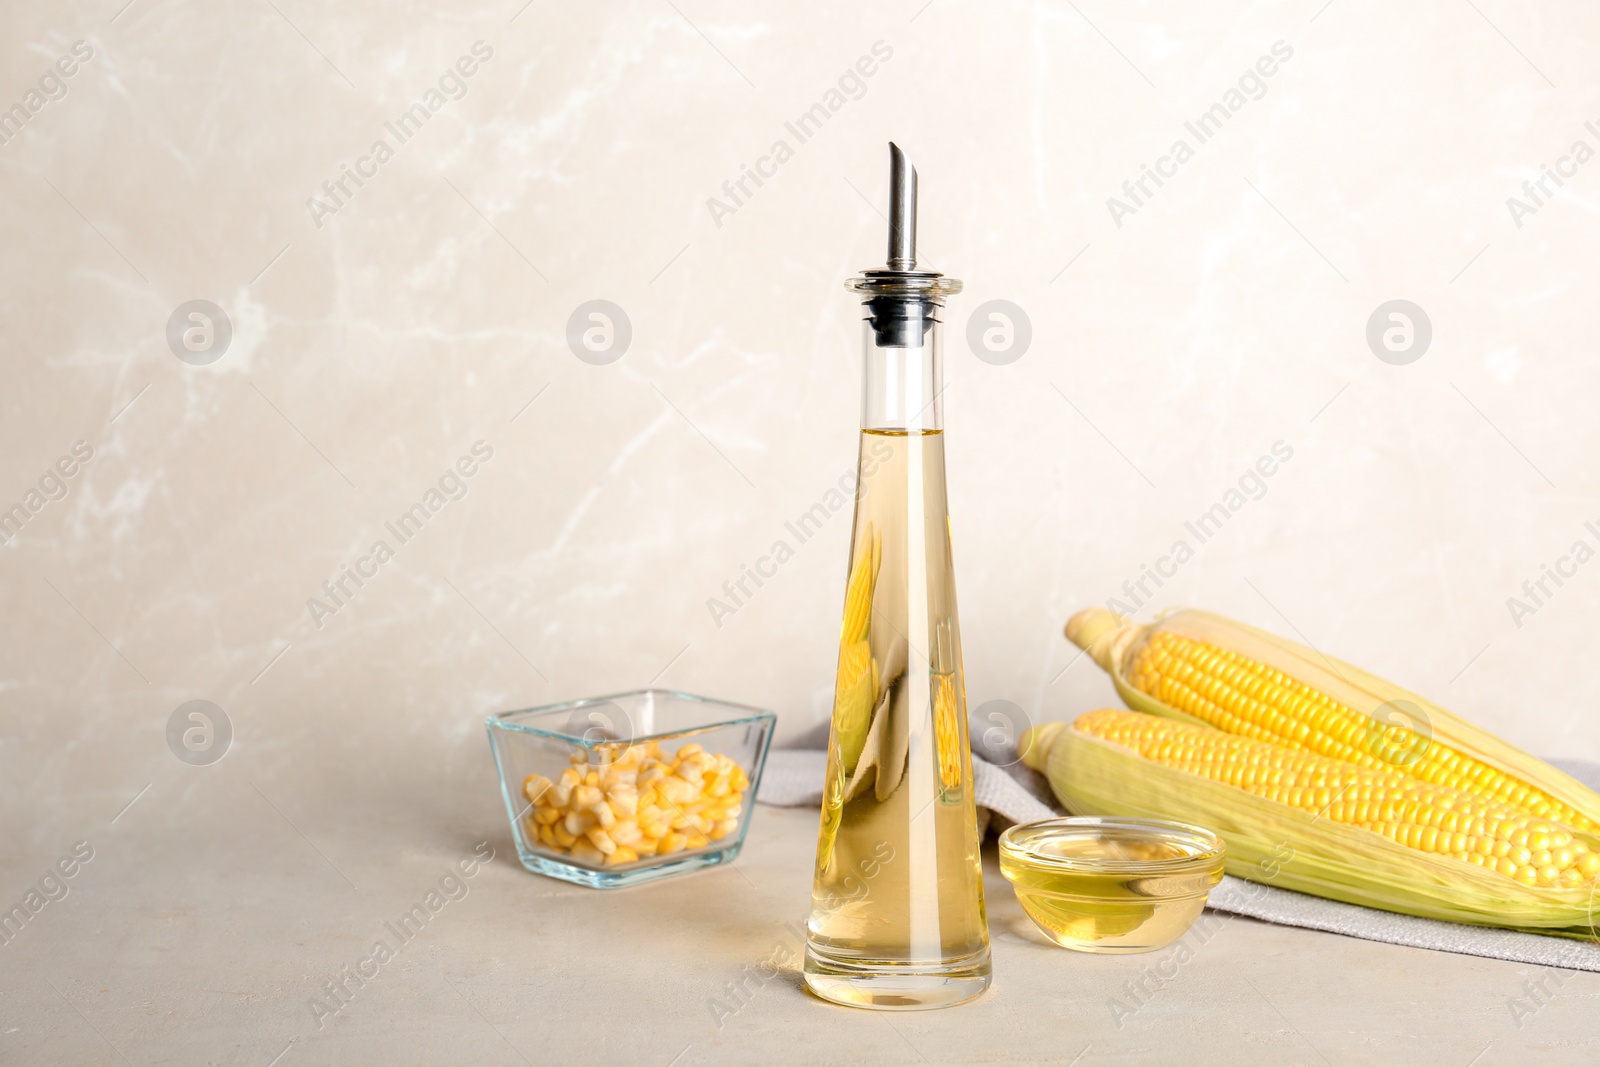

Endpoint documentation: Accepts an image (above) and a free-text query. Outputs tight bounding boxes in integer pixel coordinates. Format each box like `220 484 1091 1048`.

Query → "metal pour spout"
845 142 959 338
886 142 917 271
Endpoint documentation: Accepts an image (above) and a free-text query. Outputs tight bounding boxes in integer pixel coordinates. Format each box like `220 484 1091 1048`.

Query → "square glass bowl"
487 690 776 888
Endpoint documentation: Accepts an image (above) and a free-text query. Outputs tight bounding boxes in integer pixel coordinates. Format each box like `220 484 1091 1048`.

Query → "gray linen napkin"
756 721 1600 973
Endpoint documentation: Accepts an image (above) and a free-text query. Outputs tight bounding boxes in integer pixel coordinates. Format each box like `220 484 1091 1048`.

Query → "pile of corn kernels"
522 741 749 867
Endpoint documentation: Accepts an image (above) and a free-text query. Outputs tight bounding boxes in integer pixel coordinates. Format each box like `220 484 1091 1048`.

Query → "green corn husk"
1025 607 1600 939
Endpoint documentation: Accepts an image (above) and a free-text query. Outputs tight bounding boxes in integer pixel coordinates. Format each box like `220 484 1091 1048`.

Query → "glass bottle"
803 143 991 1010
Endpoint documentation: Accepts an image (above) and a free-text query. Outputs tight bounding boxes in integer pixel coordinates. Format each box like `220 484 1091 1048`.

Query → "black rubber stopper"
867 295 938 349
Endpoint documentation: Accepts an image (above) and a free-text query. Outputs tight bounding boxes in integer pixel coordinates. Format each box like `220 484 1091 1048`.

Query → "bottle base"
802 946 992 1010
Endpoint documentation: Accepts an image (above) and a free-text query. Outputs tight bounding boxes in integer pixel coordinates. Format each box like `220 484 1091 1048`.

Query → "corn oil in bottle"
803 143 991 1010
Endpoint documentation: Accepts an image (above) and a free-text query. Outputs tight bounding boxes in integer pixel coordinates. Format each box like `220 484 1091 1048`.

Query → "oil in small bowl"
998 817 1225 953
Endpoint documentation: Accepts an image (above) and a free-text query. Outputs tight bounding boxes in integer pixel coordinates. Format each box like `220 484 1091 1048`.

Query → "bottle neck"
859 295 945 432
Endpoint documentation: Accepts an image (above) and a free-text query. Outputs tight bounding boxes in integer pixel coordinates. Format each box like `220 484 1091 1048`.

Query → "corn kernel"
552 770 579 806
662 779 698 806
571 840 605 866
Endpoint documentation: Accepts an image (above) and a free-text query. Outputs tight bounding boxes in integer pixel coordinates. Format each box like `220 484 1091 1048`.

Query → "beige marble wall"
5 0 1600 859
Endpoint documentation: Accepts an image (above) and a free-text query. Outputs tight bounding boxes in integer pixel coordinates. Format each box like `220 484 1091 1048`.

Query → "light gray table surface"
7 753 1598 1067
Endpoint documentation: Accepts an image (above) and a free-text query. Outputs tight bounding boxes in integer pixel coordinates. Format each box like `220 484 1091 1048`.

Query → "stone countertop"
9 775 1598 1067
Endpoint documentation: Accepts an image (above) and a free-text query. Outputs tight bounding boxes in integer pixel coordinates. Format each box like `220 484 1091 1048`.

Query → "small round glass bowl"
998 817 1226 954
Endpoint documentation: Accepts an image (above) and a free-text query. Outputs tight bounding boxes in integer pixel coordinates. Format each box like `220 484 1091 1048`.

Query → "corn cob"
1032 607 1600 936
1128 629 1593 830
1064 607 1600 833
1073 709 1598 888
933 671 961 790
1025 714 1600 936
832 524 881 775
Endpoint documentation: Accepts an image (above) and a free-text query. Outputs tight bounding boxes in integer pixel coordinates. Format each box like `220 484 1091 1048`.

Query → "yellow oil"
1000 833 1222 953
804 429 991 1009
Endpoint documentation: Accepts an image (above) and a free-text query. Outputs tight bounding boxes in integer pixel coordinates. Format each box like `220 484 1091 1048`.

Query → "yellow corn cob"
1073 709 1597 888
839 523 880 647
815 524 883 874
1128 629 1593 830
933 672 962 790
1025 715 1600 936
1035 607 1600 936
832 524 882 775
1065 607 1600 833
